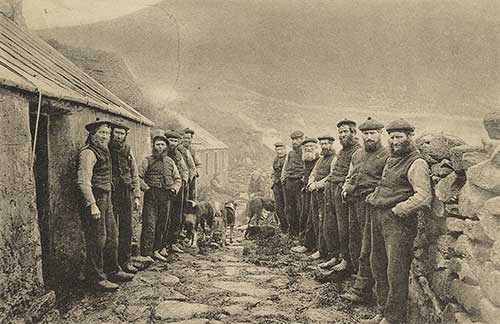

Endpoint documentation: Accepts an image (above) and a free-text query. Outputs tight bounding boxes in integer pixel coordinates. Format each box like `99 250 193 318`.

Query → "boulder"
153 301 212 321
450 145 486 172
490 142 500 167
491 241 500 268
458 182 496 218
446 217 466 234
462 151 490 170
454 234 491 263
449 258 480 286
477 197 500 242
416 133 466 163
435 172 465 203
480 298 500 324
463 219 492 243
450 279 483 315
431 160 454 178
467 160 500 194
478 262 500 307
483 111 500 140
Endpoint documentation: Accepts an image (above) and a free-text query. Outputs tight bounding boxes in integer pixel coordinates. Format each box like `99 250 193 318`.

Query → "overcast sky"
23 0 163 29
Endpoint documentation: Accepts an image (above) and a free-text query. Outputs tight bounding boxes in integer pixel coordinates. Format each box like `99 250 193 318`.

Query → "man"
109 122 141 274
339 117 389 304
248 168 267 199
281 130 305 239
139 135 182 262
320 119 361 272
77 120 134 291
271 142 288 233
292 137 319 253
364 118 432 324
306 135 336 260
164 130 190 254
182 128 201 200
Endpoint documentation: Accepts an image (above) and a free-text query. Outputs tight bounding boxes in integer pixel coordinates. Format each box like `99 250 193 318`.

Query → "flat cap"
274 141 285 148
290 130 304 139
110 121 129 131
317 135 335 142
337 118 357 128
85 119 113 132
184 128 195 135
164 130 182 139
152 135 168 143
386 118 415 133
358 117 384 131
302 137 318 145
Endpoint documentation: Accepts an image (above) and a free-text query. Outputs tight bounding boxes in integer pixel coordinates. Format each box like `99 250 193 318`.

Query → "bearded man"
139 135 181 262
340 117 389 304
271 142 288 233
164 130 189 254
182 128 201 200
280 130 305 239
109 122 141 274
364 118 432 324
291 137 319 253
305 135 336 260
319 119 361 273
77 120 134 291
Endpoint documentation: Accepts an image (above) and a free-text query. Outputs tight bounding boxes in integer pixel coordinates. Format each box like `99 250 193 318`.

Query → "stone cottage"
0 13 153 321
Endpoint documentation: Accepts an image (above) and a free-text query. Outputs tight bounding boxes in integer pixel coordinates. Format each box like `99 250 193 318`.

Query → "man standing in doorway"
306 135 336 260
77 120 134 291
271 142 288 233
139 135 181 262
281 130 305 239
364 118 431 324
340 117 388 304
320 119 361 273
182 128 201 200
109 122 141 274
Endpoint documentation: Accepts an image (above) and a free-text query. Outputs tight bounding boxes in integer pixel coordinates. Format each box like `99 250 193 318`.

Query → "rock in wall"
0 88 44 322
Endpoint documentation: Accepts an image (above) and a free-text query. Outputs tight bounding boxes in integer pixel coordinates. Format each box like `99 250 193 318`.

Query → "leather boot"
109 271 134 283
122 264 138 274
95 279 119 291
360 314 384 324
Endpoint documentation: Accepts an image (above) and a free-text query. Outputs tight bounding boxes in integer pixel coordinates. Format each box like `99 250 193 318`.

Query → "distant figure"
248 168 267 199
271 141 288 233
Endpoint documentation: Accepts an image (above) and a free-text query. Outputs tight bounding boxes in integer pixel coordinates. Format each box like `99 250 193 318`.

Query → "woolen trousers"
140 187 171 256
284 178 303 238
272 183 288 233
112 184 133 268
81 190 120 282
370 207 418 324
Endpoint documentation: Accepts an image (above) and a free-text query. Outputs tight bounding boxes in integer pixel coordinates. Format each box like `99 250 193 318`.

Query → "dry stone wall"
409 112 500 324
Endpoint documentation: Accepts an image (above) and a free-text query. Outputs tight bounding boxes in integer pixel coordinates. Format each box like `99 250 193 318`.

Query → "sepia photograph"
0 0 499 323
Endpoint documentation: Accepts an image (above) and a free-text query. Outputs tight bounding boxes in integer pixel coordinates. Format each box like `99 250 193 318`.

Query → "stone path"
45 232 376 324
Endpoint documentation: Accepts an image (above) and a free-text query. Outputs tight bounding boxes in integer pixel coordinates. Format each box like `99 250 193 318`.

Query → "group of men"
77 119 201 292
272 117 432 324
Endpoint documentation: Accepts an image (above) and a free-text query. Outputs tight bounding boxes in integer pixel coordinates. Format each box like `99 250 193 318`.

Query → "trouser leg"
379 208 418 324
303 192 317 250
102 193 120 274
348 197 363 274
140 189 158 257
333 183 350 265
284 179 303 238
166 187 183 246
112 185 133 267
315 190 328 256
189 178 197 201
323 182 340 258
273 184 287 233
352 198 374 296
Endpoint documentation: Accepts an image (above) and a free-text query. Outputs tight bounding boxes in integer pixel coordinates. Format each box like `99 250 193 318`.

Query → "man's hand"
307 182 316 192
391 205 406 218
90 203 101 220
341 189 348 200
133 197 141 211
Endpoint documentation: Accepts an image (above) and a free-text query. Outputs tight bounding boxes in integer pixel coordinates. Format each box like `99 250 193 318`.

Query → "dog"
246 196 276 226
220 201 237 243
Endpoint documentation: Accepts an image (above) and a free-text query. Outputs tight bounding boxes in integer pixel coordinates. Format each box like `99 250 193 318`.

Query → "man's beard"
153 147 166 157
292 143 300 150
93 137 109 148
340 135 355 148
110 137 124 148
390 139 414 156
364 140 379 152
303 151 316 161
321 148 334 156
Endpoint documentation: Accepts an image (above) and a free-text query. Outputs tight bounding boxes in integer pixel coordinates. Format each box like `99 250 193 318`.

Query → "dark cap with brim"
386 118 415 133
302 137 318 145
152 135 168 144
165 130 182 139
337 118 357 128
317 135 335 142
359 117 384 131
184 128 195 135
274 141 285 148
110 121 130 131
290 130 304 139
85 119 113 132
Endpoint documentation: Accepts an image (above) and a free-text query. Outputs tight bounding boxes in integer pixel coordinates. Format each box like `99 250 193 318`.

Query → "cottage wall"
196 148 229 188
46 107 151 284
0 88 44 321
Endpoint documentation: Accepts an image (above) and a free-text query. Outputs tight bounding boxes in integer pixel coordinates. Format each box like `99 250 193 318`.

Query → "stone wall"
408 113 500 324
0 88 44 322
